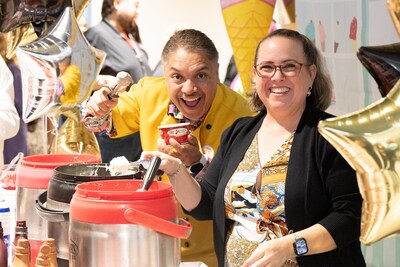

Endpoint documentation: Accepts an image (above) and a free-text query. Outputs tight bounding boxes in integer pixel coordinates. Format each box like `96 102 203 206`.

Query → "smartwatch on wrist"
189 154 208 174
293 233 308 256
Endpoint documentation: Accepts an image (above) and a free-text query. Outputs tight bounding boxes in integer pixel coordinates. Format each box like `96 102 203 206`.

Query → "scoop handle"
140 156 161 191
107 71 133 99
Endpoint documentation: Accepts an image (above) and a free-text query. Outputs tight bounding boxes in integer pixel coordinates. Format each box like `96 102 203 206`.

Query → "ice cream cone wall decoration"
221 0 273 93
221 0 294 93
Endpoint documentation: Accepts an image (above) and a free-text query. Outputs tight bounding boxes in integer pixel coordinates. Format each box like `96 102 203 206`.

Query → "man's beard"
118 14 136 35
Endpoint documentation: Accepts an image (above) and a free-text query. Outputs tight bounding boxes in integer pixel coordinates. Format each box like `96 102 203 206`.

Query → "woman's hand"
141 150 202 211
141 151 182 177
242 236 295 267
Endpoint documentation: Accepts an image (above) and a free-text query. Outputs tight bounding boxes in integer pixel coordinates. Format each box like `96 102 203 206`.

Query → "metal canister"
15 154 100 263
69 180 192 267
35 163 141 267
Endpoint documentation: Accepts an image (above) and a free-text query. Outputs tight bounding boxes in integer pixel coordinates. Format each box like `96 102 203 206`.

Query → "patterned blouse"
224 133 297 267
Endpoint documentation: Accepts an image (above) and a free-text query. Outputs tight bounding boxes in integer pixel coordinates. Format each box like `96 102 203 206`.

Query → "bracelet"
283 259 298 267
168 160 182 178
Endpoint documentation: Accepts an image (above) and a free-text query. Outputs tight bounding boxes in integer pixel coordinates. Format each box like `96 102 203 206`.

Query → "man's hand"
157 134 202 167
84 72 132 118
84 87 119 118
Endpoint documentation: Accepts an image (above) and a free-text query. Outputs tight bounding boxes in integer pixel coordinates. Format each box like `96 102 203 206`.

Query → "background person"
142 29 365 267
85 0 152 163
0 34 28 164
0 56 20 166
82 29 254 266
223 55 237 88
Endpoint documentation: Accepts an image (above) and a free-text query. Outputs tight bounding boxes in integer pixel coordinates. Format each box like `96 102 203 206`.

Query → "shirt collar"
167 101 205 130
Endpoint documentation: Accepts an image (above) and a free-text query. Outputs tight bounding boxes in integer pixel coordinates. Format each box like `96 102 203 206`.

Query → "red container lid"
20 154 100 169
70 180 178 224
16 154 101 189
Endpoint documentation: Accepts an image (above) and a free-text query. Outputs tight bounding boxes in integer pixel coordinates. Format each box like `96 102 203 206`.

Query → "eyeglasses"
254 61 305 78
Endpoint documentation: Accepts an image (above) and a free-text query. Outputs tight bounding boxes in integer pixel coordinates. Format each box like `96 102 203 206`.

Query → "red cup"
1 164 17 190
158 123 191 145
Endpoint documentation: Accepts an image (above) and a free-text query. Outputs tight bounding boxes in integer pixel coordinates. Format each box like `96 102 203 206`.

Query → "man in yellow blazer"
82 29 254 267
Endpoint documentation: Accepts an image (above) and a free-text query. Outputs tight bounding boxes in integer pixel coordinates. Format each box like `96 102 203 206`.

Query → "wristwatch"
189 154 208 174
293 233 308 256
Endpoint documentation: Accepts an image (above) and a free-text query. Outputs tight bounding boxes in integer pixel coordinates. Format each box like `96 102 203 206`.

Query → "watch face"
190 162 204 174
294 237 308 255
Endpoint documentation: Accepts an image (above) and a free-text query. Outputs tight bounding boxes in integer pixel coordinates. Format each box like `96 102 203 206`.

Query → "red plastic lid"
20 154 100 169
70 180 178 224
16 154 101 189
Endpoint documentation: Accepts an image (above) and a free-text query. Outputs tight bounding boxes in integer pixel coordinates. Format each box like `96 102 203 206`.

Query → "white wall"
83 0 234 81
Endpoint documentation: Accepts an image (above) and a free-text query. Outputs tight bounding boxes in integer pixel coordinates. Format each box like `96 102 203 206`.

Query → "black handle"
140 156 162 191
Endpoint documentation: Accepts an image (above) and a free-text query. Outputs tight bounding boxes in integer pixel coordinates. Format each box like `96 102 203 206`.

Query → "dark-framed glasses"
254 61 305 78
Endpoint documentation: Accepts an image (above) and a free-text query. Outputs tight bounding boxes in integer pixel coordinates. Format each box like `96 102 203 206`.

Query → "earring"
307 87 312 97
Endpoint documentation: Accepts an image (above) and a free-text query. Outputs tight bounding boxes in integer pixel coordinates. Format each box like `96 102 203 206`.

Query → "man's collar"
167 102 205 130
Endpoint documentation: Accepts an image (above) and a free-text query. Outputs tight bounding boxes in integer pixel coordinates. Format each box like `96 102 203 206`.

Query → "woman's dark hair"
161 29 219 64
249 28 333 112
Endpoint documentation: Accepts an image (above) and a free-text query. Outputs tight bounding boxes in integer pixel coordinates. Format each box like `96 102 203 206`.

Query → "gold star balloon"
318 79 400 245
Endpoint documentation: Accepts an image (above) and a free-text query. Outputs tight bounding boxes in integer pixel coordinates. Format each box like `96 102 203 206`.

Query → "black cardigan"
188 104 366 267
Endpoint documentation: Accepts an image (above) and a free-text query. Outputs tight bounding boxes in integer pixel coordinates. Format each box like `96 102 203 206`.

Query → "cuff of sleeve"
80 99 114 134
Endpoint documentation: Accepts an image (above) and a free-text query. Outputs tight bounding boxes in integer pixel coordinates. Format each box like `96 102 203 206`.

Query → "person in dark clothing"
223 55 238 87
85 0 152 163
142 29 366 267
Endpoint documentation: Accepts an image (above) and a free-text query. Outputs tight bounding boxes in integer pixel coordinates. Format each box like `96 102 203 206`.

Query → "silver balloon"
15 7 105 123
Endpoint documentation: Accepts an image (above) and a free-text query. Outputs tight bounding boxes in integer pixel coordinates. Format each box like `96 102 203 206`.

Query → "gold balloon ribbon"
318 79 400 245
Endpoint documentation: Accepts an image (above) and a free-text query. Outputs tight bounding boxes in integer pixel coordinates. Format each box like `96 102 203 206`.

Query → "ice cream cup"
158 123 191 145
1 164 17 190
